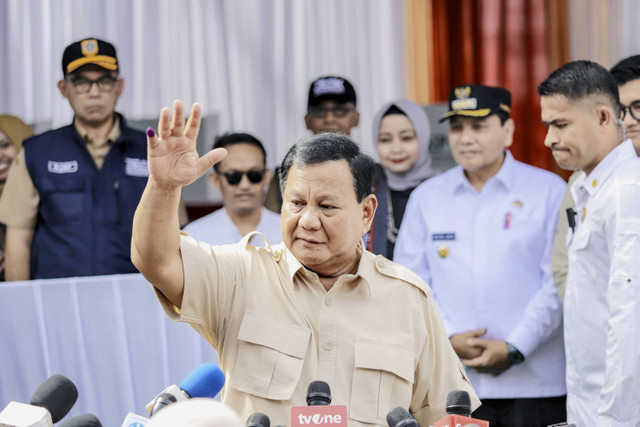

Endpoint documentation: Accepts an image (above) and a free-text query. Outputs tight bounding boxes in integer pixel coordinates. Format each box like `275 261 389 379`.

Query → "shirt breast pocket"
39 176 87 225
230 311 310 400
350 341 414 425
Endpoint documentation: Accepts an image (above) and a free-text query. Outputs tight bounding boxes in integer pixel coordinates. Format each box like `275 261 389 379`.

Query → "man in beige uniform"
132 101 478 426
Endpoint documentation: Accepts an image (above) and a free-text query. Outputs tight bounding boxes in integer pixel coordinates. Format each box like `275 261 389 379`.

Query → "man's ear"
351 111 360 129
208 171 221 191
361 193 378 235
304 113 313 131
596 104 613 127
502 117 515 149
57 80 69 99
114 78 124 98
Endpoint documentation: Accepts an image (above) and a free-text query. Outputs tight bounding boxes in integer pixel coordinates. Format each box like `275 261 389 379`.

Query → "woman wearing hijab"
0 115 34 280
371 99 438 259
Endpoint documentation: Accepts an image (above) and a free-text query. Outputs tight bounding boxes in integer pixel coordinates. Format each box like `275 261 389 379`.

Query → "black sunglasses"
219 169 266 185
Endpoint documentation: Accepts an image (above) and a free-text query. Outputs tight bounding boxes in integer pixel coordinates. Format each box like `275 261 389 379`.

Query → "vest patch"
125 157 149 177
47 160 78 174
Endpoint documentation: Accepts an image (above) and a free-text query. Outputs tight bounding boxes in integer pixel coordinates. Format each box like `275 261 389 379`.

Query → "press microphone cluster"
0 374 97 427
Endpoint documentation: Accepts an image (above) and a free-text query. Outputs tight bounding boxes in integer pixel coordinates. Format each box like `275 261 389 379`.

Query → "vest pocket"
350 341 414 425
230 311 310 400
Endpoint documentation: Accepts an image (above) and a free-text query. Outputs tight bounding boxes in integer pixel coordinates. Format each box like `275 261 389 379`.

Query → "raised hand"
146 100 227 188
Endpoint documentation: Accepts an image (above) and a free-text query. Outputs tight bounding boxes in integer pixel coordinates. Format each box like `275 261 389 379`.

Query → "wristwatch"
506 342 525 365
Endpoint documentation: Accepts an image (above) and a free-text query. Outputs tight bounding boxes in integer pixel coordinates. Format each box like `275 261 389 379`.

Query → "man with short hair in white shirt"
395 84 567 426
539 60 640 426
183 133 281 245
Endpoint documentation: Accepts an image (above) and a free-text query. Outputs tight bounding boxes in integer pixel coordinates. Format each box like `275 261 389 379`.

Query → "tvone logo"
297 413 343 424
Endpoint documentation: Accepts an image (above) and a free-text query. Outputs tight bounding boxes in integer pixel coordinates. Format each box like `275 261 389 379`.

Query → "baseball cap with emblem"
307 76 357 108
439 84 511 122
61 38 119 76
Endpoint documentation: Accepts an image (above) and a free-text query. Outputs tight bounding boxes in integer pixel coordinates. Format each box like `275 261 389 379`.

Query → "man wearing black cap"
0 38 148 280
395 84 568 426
304 75 360 135
264 75 360 213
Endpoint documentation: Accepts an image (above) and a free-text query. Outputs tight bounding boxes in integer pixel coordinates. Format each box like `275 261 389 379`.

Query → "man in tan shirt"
132 100 479 426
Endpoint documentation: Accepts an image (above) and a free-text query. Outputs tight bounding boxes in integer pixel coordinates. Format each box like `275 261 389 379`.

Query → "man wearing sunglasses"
551 56 640 302
0 38 148 280
183 133 281 245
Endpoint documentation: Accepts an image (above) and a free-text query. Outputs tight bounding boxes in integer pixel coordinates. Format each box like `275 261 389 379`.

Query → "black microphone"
58 413 103 427
445 390 471 417
306 381 331 406
566 207 576 232
29 374 79 423
386 407 419 427
246 412 270 427
149 393 178 417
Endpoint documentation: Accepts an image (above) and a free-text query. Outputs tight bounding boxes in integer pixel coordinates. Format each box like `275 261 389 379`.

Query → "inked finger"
146 127 159 149
184 103 202 140
171 100 185 135
158 107 171 140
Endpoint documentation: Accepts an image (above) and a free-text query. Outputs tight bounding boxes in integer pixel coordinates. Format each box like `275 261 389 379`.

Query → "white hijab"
372 99 438 191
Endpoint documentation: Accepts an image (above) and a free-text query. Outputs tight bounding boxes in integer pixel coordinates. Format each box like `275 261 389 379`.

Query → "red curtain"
429 0 569 176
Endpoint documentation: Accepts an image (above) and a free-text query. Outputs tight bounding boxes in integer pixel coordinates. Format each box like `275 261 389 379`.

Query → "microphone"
0 374 78 427
58 414 102 427
445 390 471 417
433 390 488 427
146 363 225 416
30 374 78 424
246 412 270 427
290 381 347 426
306 381 331 406
386 407 418 427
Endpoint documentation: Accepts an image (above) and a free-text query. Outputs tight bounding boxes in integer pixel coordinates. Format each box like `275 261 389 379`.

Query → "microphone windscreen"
246 411 270 427
306 380 331 406
179 363 225 398
58 413 103 427
386 407 418 427
29 374 79 423
445 390 471 416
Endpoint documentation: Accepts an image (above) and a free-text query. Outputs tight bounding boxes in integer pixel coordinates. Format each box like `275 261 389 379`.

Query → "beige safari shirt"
156 233 479 426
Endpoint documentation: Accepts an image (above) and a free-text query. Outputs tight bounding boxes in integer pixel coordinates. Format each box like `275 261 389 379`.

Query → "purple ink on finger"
146 127 156 138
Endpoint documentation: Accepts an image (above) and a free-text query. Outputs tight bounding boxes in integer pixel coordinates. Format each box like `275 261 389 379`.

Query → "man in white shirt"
183 133 281 245
395 84 567 426
539 60 640 426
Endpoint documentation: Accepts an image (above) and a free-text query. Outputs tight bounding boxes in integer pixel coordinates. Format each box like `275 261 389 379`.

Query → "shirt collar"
285 240 373 296
453 150 514 194
73 115 121 146
574 139 636 198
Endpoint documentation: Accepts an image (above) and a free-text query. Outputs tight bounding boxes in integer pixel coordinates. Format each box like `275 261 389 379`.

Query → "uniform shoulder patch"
373 255 430 297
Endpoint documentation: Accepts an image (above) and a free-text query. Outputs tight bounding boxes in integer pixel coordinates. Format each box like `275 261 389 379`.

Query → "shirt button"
324 342 332 351
377 260 385 269
325 298 332 307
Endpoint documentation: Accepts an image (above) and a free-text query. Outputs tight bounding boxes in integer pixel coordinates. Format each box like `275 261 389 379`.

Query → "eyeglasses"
308 105 355 118
219 169 266 185
620 100 640 121
66 75 118 94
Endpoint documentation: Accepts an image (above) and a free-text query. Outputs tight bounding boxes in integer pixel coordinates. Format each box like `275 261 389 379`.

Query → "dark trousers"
472 395 567 427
